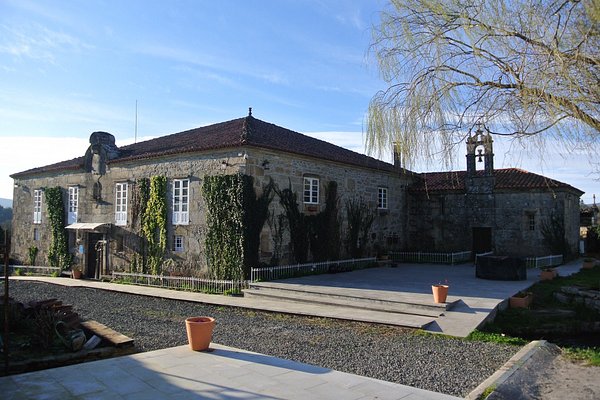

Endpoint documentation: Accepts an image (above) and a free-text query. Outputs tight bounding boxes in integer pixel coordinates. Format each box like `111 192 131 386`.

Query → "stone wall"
407 187 581 257
11 145 411 274
245 148 411 263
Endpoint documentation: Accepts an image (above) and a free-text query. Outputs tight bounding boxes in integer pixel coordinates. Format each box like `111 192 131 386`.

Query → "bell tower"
465 124 495 194
466 124 494 177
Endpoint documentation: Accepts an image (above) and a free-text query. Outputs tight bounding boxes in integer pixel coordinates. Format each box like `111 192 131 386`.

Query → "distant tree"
0 205 12 226
367 0 600 168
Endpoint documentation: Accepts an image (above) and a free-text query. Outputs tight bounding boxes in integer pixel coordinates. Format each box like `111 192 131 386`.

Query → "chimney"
392 142 401 170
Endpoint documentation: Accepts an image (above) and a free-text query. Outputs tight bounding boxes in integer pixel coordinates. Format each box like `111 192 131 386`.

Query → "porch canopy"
65 222 110 233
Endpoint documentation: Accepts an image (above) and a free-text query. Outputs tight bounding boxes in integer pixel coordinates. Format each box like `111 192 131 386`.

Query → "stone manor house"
10 112 583 277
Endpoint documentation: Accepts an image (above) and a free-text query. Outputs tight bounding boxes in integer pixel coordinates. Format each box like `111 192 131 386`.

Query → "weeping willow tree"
367 0 600 169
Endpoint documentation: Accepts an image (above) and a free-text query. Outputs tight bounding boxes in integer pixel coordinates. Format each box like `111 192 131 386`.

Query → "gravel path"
6 280 520 397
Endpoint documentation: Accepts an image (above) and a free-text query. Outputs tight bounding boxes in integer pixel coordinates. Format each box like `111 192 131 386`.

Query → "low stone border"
465 340 558 400
555 285 600 312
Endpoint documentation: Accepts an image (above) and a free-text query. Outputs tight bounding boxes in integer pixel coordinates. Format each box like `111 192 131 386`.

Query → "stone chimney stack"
392 142 402 170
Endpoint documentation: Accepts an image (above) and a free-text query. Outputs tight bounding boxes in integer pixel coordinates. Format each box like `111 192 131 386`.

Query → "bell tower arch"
466 124 494 177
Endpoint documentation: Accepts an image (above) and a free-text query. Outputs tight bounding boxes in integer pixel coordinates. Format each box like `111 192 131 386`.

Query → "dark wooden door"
472 227 492 254
86 233 103 278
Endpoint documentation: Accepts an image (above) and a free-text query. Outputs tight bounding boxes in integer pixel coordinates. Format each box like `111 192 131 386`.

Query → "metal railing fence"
3 265 61 276
111 272 248 294
389 251 472 265
524 255 563 269
250 257 377 282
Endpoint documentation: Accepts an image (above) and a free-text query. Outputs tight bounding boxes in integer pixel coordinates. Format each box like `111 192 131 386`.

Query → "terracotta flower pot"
582 260 595 269
510 293 532 308
432 285 449 303
540 269 556 281
72 269 82 279
185 316 215 351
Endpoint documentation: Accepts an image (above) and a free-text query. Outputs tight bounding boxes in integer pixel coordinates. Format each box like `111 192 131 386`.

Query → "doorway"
86 233 103 278
472 227 492 254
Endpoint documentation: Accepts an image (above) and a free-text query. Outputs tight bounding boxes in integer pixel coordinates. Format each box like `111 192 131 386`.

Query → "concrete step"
244 294 437 329
245 282 458 317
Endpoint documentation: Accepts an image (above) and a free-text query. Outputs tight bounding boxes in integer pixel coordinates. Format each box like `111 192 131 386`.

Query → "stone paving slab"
0 344 462 399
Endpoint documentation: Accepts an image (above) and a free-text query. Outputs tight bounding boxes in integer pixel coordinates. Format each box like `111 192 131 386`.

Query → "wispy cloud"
0 22 91 63
0 89 131 127
136 43 289 86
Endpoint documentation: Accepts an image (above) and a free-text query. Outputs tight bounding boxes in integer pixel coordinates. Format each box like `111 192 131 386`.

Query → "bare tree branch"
366 0 600 169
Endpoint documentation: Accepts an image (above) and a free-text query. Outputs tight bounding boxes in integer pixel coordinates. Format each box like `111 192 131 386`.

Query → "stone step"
247 281 457 315
241 294 437 329
244 288 445 318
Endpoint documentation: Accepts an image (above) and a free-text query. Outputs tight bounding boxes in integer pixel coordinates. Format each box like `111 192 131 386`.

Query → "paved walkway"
1 344 461 399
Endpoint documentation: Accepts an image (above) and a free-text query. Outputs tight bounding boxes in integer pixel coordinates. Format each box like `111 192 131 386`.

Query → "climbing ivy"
131 178 149 231
45 187 71 270
202 174 245 280
131 178 149 272
345 197 375 258
309 181 341 261
141 176 167 275
242 177 275 275
275 180 310 264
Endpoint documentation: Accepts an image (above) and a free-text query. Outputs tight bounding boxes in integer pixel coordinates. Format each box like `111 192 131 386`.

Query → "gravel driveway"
6 280 520 397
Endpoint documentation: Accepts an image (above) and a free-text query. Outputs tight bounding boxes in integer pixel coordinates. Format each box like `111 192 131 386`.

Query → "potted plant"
539 267 557 281
582 258 596 269
185 316 215 351
509 291 532 308
432 280 449 303
71 266 83 279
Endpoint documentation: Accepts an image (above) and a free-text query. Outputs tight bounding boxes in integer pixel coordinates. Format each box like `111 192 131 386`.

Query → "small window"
528 214 535 231
173 235 184 252
68 186 79 224
33 189 42 224
172 179 189 225
303 177 319 204
115 183 128 226
33 228 40 241
378 187 388 209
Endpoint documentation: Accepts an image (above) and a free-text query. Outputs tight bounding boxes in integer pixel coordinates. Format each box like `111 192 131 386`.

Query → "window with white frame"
33 189 42 224
378 187 388 209
68 186 79 224
115 182 128 226
173 235 184 252
172 179 189 225
303 177 319 204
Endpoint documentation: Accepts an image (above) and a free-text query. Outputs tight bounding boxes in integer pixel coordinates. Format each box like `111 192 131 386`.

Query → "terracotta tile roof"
12 116 398 178
11 156 86 178
410 168 583 194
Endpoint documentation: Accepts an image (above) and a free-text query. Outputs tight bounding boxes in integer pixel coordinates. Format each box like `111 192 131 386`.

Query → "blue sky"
0 0 597 204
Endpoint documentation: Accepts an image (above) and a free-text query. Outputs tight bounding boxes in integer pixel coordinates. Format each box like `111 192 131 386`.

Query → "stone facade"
408 189 581 256
11 133 409 276
406 127 582 257
10 117 584 276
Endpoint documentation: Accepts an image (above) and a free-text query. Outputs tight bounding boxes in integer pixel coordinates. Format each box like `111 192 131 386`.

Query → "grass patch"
466 330 528 346
563 347 600 366
479 384 497 399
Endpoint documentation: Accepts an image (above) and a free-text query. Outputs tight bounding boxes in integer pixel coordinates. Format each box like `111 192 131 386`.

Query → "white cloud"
0 136 89 198
0 23 91 63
